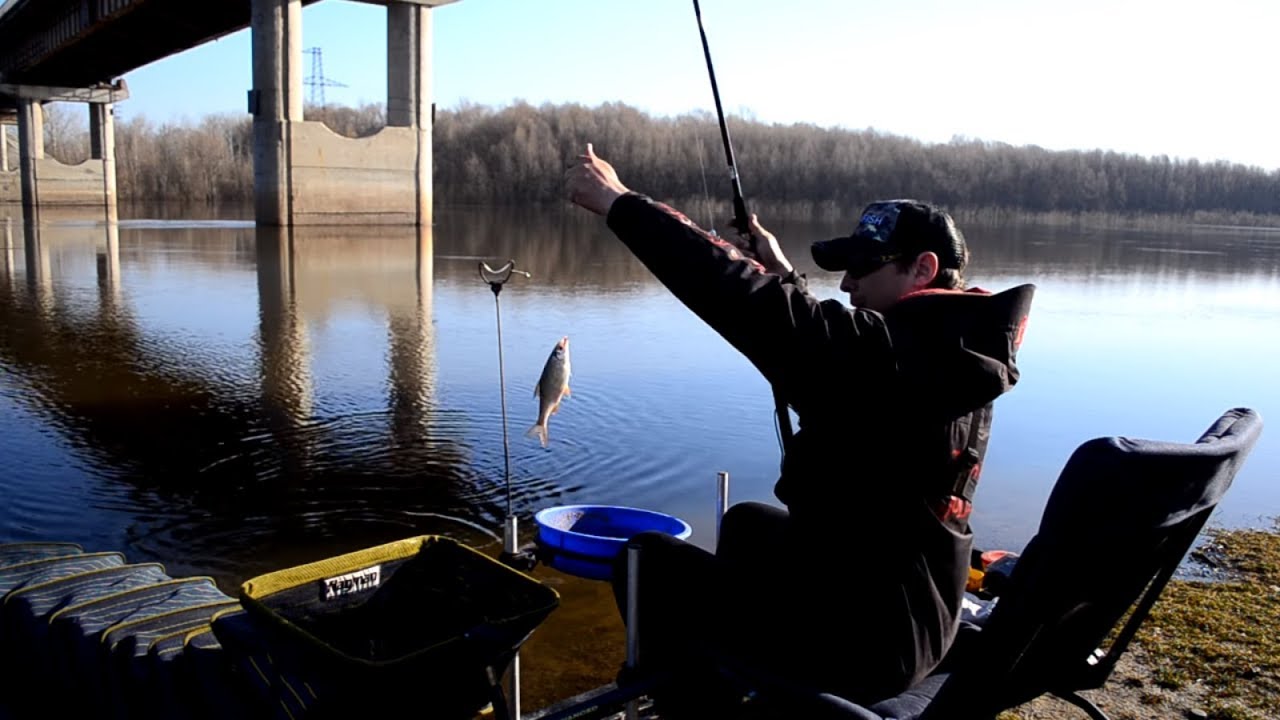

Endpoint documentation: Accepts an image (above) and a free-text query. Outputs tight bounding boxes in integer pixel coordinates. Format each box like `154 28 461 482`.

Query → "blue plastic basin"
533 505 693 574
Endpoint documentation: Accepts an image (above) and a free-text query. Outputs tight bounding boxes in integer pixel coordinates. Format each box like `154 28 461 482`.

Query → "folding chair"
722 407 1263 720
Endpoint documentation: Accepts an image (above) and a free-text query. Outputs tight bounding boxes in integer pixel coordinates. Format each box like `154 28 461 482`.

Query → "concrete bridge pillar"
17 100 44 220
90 103 118 224
388 3 434 228
250 0 303 227
250 0 456 227
2 84 125 213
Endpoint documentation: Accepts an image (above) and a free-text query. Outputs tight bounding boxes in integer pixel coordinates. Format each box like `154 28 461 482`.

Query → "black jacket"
607 193 1035 688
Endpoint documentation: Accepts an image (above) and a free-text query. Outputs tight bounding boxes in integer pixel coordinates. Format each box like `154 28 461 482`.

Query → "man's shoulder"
898 283 1036 304
883 284 1036 361
889 284 1036 326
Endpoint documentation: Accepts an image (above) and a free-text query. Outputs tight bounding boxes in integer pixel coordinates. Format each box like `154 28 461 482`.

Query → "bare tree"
41 102 90 165
93 100 1280 223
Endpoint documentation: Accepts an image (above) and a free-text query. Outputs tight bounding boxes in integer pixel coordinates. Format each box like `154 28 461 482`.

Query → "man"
565 143 1035 709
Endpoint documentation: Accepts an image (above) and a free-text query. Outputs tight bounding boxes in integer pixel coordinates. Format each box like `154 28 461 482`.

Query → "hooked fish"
527 336 571 448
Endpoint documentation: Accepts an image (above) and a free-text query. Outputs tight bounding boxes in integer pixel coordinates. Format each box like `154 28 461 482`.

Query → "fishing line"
691 0 794 463
696 135 715 232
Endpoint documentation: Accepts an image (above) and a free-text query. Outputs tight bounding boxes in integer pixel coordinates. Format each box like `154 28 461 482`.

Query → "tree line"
31 100 1280 220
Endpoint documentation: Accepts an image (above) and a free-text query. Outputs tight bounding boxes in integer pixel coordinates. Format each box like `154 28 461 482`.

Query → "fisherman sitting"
563 143 1035 714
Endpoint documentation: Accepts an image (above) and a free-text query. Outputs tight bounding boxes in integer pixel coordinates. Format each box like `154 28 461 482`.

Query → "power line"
304 47 347 108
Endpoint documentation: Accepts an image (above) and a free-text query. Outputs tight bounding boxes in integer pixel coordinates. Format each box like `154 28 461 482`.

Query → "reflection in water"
256 225 315 456
0 217 509 585
432 205 660 289
2 218 11 284
962 221 1280 287
22 219 51 312
387 230 435 457
430 205 1280 291
96 218 121 309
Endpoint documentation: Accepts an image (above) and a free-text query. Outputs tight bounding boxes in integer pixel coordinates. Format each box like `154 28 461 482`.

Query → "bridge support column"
1 123 9 173
17 100 43 221
388 2 433 227
249 0 453 226
251 0 303 227
90 103 118 224
3 84 125 211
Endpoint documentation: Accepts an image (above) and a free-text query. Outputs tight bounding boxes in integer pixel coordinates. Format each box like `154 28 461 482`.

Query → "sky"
99 0 1280 171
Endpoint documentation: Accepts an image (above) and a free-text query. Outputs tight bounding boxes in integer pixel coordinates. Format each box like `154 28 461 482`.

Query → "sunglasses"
846 251 902 279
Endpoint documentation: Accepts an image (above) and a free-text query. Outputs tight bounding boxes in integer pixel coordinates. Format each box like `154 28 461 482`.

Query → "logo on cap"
853 202 902 245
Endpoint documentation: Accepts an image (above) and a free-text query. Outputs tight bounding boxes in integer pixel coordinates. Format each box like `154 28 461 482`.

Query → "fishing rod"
692 0 750 239
691 0 795 455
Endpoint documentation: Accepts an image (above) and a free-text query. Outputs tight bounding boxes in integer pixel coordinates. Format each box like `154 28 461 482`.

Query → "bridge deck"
0 0 323 90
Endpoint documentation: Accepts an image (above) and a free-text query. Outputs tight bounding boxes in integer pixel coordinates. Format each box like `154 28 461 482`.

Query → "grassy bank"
1003 523 1280 720
1135 525 1279 718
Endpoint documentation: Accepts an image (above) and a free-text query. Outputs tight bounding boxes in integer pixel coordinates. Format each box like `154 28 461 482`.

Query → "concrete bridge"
0 0 460 226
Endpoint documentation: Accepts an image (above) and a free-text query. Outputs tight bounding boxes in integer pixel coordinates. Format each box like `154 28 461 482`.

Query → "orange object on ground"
967 567 985 592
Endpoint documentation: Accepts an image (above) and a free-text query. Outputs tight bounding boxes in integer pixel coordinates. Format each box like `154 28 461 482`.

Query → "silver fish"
526 336 571 448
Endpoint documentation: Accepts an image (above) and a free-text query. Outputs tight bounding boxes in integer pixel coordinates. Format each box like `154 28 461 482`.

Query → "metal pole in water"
503 516 521 720
480 260 530 720
716 471 730 547
624 543 642 720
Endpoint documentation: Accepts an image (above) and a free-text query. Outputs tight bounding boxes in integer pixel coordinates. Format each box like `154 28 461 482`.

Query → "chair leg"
1054 690 1110 720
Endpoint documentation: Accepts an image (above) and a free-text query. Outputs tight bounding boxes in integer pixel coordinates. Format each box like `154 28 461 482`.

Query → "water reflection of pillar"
388 224 435 446
96 220 121 308
2 217 12 285
256 226 315 438
22 219 52 312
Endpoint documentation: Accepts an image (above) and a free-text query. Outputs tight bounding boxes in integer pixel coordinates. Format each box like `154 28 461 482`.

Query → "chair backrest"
923 408 1263 720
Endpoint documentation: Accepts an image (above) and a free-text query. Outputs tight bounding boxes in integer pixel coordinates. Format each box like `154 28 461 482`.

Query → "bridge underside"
0 1 317 90
0 0 458 225
0 0 453 89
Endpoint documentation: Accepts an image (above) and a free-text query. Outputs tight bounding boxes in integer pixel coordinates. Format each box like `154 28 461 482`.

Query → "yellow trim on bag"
233 534 560 670
240 536 430 598
209 606 242 625
102 598 241 651
146 624 211 657
0 551 126 577
152 643 185 659
183 625 217 648
239 534 557 601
